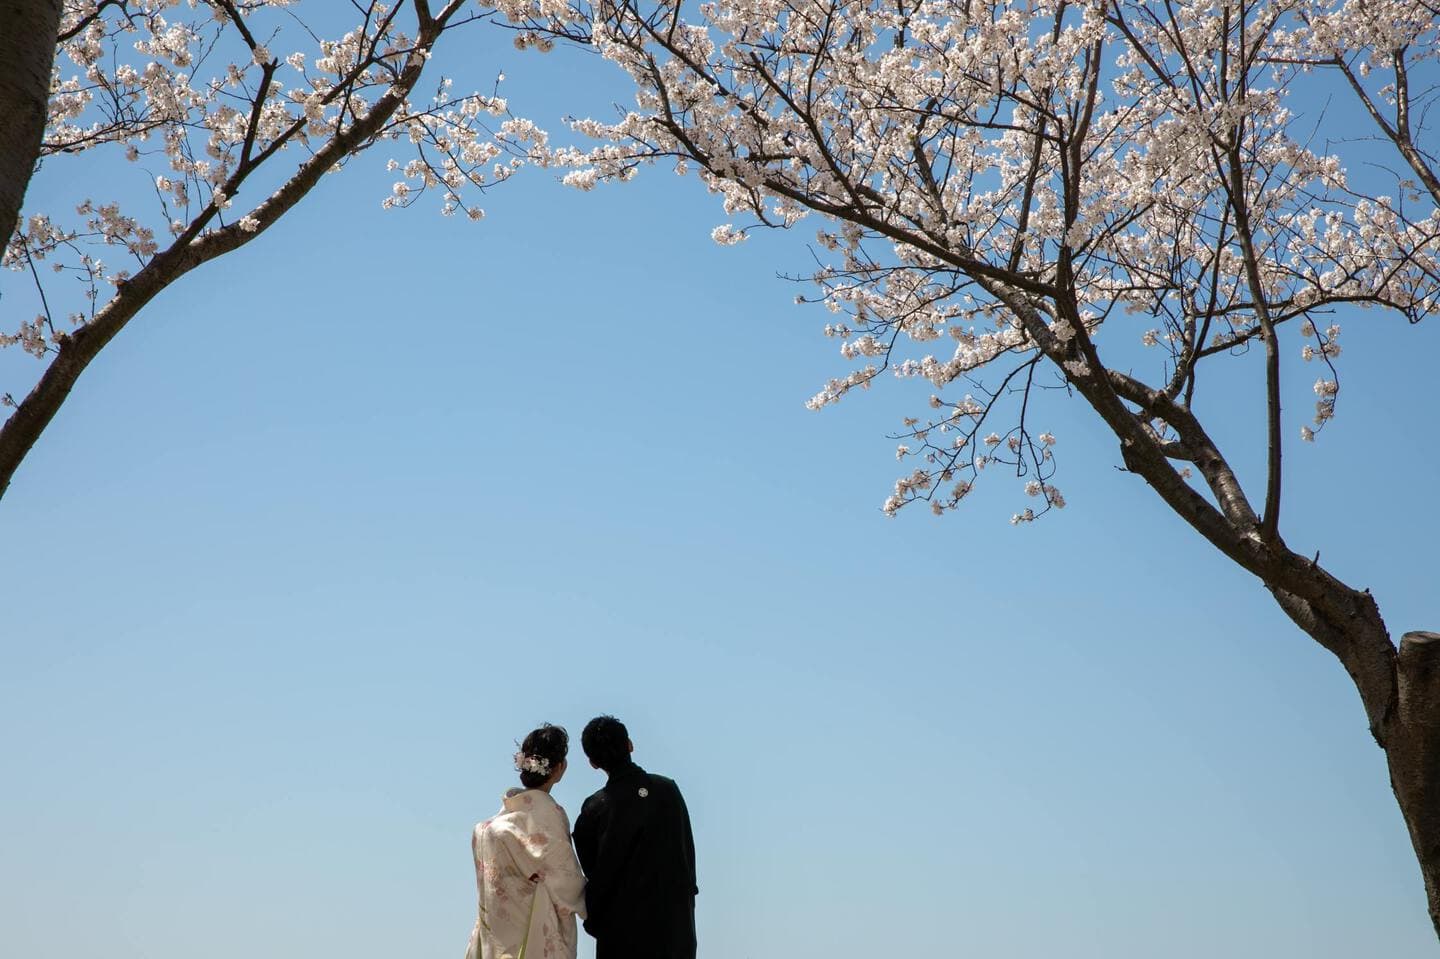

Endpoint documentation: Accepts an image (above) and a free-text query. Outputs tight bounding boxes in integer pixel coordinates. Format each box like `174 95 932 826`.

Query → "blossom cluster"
506 0 1440 522
5 1 541 374
514 752 552 776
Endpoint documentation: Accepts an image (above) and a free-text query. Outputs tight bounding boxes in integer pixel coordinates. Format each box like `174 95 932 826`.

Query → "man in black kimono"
572 715 697 959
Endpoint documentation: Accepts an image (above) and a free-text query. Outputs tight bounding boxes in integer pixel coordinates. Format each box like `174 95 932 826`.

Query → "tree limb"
0 0 64 254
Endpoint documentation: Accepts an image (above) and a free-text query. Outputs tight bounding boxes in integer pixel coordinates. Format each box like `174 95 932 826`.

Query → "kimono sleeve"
539 801 587 919
470 824 485 900
464 824 486 959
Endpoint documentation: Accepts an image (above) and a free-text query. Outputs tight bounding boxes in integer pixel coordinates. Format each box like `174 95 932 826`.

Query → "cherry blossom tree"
512 0 1440 934
0 0 545 497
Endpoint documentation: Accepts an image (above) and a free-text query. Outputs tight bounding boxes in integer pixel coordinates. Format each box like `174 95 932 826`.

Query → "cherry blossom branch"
1332 52 1440 205
1219 90 1284 541
213 0 261 53
535 0 1439 532
0 0 504 502
56 0 132 44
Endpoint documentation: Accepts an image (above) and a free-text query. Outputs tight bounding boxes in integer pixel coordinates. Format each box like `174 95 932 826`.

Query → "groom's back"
574 719 697 959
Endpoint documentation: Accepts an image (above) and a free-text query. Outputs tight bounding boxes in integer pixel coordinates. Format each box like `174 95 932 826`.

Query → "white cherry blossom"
497 4 1440 926
2 1 547 498
508 0 1440 521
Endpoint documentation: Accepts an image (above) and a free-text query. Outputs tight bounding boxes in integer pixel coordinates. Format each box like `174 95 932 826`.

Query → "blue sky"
3 11 1439 959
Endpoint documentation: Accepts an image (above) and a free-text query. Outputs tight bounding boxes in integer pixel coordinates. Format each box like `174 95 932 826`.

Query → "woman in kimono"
465 724 587 959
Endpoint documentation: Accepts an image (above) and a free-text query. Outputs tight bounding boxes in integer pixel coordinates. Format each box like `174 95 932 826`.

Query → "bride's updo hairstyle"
516 723 569 788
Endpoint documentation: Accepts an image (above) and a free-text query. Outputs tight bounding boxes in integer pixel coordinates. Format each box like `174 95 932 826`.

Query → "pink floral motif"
471 792 584 959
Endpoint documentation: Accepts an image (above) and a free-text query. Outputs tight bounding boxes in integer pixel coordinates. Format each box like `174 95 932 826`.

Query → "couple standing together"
465 716 698 959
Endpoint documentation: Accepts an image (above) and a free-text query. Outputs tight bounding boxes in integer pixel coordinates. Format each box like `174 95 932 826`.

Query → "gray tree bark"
1272 599 1440 940
1393 631 1440 938
0 0 63 252
1096 364 1440 939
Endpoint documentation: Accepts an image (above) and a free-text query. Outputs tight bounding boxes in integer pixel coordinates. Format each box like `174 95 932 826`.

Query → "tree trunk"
1261 567 1440 938
0 0 63 252
1390 631 1440 939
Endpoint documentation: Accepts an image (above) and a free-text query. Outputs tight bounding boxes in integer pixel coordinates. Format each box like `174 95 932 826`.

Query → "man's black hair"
581 715 631 772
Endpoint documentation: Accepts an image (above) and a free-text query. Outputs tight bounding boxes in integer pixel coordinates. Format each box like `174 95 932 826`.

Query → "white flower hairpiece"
514 751 552 777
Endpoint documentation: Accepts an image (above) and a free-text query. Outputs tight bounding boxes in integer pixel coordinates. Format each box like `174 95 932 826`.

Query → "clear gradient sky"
3 14 1439 959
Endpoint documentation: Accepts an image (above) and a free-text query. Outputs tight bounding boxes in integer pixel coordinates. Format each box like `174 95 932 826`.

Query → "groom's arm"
678 787 697 896
573 797 598 876
572 794 607 935
666 780 698 896
574 789 648 935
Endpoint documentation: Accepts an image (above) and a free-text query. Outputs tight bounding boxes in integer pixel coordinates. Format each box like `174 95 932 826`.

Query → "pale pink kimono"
465 788 587 959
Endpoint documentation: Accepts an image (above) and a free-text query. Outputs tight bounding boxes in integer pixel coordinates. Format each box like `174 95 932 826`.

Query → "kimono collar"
605 760 645 782
501 787 553 812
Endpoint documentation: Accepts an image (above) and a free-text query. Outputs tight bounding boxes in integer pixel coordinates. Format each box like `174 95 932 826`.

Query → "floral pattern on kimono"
465 788 586 959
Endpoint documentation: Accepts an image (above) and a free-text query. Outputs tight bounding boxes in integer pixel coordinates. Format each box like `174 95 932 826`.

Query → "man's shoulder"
643 771 686 800
579 787 609 814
